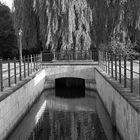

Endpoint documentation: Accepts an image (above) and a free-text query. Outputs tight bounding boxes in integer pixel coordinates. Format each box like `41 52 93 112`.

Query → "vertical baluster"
102 51 104 69
36 54 37 70
115 55 117 80
39 53 41 69
119 55 121 83
27 55 29 76
53 51 55 60
14 57 17 84
37 54 39 70
124 56 127 88
108 53 110 75
106 52 107 73
40 52 42 69
8 58 11 87
31 55 32 74
130 57 133 93
103 52 105 70
19 58 22 81
139 57 140 98
111 53 113 78
34 54 35 71
24 56 26 78
0 59 3 91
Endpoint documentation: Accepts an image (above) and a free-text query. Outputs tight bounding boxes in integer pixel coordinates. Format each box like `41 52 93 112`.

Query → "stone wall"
95 68 140 140
0 69 46 140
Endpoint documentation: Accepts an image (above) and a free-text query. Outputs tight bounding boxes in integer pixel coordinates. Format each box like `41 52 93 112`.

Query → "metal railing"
0 54 42 92
42 50 98 61
99 51 140 98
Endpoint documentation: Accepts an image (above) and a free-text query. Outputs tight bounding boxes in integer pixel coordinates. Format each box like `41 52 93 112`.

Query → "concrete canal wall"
95 68 140 140
0 69 46 140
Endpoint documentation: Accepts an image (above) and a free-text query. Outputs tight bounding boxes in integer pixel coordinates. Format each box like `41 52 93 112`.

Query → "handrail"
99 51 140 98
0 53 42 92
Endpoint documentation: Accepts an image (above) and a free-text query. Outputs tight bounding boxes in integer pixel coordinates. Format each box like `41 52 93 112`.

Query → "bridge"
0 50 140 140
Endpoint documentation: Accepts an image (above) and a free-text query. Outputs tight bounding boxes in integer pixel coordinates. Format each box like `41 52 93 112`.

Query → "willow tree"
13 0 42 55
13 0 140 54
94 0 140 54
14 0 94 51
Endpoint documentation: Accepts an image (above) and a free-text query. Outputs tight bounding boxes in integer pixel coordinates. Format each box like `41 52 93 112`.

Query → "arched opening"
55 77 85 98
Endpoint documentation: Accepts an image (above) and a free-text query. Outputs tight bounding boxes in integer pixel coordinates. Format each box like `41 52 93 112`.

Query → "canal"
7 88 123 140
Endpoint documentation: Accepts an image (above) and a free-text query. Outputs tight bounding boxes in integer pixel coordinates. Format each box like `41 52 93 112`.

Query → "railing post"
31 55 32 74
111 53 114 78
105 52 107 73
36 54 38 70
115 55 117 80
34 54 36 70
14 57 17 84
124 56 127 88
39 53 41 69
37 54 39 70
102 52 105 71
19 58 22 81
139 56 140 99
102 51 104 69
90 50 92 60
102 51 104 70
8 58 11 87
27 55 29 76
98 51 100 66
0 59 3 91
34 54 35 71
130 57 133 93
92 50 94 61
119 55 121 83
53 50 56 61
24 56 26 78
40 52 42 69
108 53 110 75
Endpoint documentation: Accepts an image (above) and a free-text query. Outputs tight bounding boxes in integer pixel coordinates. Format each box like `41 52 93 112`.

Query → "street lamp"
19 29 22 62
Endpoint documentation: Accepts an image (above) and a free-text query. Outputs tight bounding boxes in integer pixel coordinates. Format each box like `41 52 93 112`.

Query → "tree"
14 0 93 51
13 0 42 55
0 2 18 59
13 0 140 54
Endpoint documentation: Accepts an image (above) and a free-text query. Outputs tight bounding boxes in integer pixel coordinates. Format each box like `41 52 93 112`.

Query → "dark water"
7 89 122 140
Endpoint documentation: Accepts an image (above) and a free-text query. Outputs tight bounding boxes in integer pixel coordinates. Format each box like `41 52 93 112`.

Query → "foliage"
109 36 136 56
13 0 42 54
13 0 140 55
14 0 93 51
0 2 18 59
94 0 140 55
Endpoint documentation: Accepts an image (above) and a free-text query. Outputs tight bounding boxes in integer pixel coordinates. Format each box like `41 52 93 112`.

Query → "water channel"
7 88 123 140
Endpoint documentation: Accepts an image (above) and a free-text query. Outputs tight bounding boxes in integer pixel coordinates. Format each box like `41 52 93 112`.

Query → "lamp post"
19 29 22 62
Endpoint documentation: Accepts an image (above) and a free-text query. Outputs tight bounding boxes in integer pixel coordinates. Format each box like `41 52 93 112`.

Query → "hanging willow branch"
13 0 140 52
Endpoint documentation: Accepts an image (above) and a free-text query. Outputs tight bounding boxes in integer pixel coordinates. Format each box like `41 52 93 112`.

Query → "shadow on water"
7 89 123 140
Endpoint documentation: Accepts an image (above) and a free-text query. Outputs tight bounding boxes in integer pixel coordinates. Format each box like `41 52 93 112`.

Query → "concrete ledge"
42 61 98 66
95 68 140 140
0 69 46 140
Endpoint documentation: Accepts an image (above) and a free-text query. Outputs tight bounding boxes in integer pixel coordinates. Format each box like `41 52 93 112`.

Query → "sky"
0 0 13 10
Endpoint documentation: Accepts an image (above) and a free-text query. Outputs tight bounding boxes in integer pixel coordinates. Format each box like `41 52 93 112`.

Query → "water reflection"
8 89 122 140
28 110 107 140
